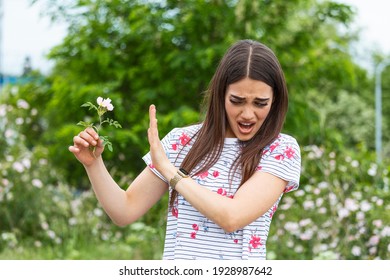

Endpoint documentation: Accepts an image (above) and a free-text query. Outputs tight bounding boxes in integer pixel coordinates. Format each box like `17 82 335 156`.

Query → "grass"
0 241 161 260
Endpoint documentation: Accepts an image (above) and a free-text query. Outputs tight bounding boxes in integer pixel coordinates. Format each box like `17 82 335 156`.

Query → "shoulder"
261 133 301 162
167 123 201 136
258 133 301 192
161 123 202 145
275 133 299 146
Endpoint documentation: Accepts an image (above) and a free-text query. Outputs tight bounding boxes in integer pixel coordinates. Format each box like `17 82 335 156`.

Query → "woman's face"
224 77 273 141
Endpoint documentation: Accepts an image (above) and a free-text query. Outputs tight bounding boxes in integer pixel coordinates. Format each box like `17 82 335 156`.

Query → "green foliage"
0 84 165 259
34 0 372 183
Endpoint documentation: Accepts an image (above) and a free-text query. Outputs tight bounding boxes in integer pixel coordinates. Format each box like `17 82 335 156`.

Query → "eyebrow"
230 94 270 102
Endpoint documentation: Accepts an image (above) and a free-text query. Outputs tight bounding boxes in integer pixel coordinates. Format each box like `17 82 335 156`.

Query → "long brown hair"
170 40 288 207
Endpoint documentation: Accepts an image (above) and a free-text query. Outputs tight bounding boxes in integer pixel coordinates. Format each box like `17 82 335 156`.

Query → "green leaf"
77 121 93 128
106 118 122 128
81 102 98 111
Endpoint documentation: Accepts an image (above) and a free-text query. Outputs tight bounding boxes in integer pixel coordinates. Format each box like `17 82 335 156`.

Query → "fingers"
148 104 160 144
70 127 101 151
149 104 157 129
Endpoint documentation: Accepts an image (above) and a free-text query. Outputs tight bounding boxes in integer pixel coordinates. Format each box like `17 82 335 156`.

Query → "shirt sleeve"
142 128 180 183
257 134 301 193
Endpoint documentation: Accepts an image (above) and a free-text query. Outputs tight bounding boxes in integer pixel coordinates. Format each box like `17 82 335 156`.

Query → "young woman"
69 39 301 260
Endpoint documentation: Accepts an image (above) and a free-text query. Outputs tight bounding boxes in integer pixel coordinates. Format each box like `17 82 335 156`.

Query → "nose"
240 106 255 120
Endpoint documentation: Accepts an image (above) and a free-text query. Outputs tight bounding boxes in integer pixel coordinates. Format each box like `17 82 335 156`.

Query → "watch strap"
169 168 189 189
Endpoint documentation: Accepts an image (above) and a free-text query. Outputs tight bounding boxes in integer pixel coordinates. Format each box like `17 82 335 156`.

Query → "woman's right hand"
68 127 104 166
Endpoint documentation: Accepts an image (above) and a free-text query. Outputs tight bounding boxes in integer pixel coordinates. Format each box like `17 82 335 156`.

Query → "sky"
1 0 390 76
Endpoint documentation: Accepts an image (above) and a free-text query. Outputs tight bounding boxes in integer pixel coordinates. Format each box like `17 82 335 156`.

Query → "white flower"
284 222 299 233
68 217 77 226
356 211 365 220
303 200 315 210
32 179 43 189
2 179 9 187
368 164 377 176
345 198 359 211
295 189 305 197
351 160 359 167
318 207 327 214
299 219 312 227
318 181 329 189
381 226 390 237
94 208 103 217
316 197 324 207
31 108 38 116
368 235 380 246
47 230 56 239
338 208 349 219
12 162 24 173
97 97 114 111
351 246 361 256
372 219 382 228
41 222 49 230
5 129 14 138
97 97 104 106
17 99 29 109
22 158 31 169
369 247 377 255
360 200 372 212
102 98 112 108
0 105 7 116
106 103 114 111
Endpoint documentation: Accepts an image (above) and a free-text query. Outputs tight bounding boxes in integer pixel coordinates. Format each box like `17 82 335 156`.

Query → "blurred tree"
378 62 390 159
23 0 374 186
1 0 387 259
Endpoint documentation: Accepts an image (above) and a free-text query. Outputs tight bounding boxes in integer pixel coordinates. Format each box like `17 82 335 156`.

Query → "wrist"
169 168 189 190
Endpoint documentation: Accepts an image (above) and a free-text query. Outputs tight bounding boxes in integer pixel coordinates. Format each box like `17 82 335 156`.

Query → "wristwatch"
169 168 189 190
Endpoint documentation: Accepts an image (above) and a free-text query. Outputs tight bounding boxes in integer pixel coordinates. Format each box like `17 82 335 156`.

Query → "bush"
1 82 389 260
268 144 390 259
0 84 165 259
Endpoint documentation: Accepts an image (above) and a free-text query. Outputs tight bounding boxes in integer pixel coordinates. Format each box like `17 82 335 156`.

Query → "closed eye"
229 95 270 107
254 102 268 107
230 99 243 105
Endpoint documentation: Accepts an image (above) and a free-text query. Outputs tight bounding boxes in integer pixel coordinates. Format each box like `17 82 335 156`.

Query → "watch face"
179 168 189 175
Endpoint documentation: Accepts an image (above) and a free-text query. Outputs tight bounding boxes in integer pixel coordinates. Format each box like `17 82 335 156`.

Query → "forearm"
174 177 239 232
160 164 238 232
163 166 284 233
83 156 129 225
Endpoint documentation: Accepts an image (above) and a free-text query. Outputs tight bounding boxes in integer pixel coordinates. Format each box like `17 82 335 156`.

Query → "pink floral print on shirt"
284 146 295 159
198 170 209 179
249 234 262 252
191 223 200 239
217 188 234 198
179 132 191 146
284 185 295 193
171 206 178 218
269 205 278 218
274 144 296 161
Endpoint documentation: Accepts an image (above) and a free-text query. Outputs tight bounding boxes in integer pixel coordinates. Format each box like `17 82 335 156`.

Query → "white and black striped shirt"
143 124 301 260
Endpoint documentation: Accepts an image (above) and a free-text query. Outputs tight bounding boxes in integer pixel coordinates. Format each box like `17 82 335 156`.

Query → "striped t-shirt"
143 123 301 259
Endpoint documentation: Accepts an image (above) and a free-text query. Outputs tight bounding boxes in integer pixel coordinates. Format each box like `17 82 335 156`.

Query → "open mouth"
238 122 255 134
